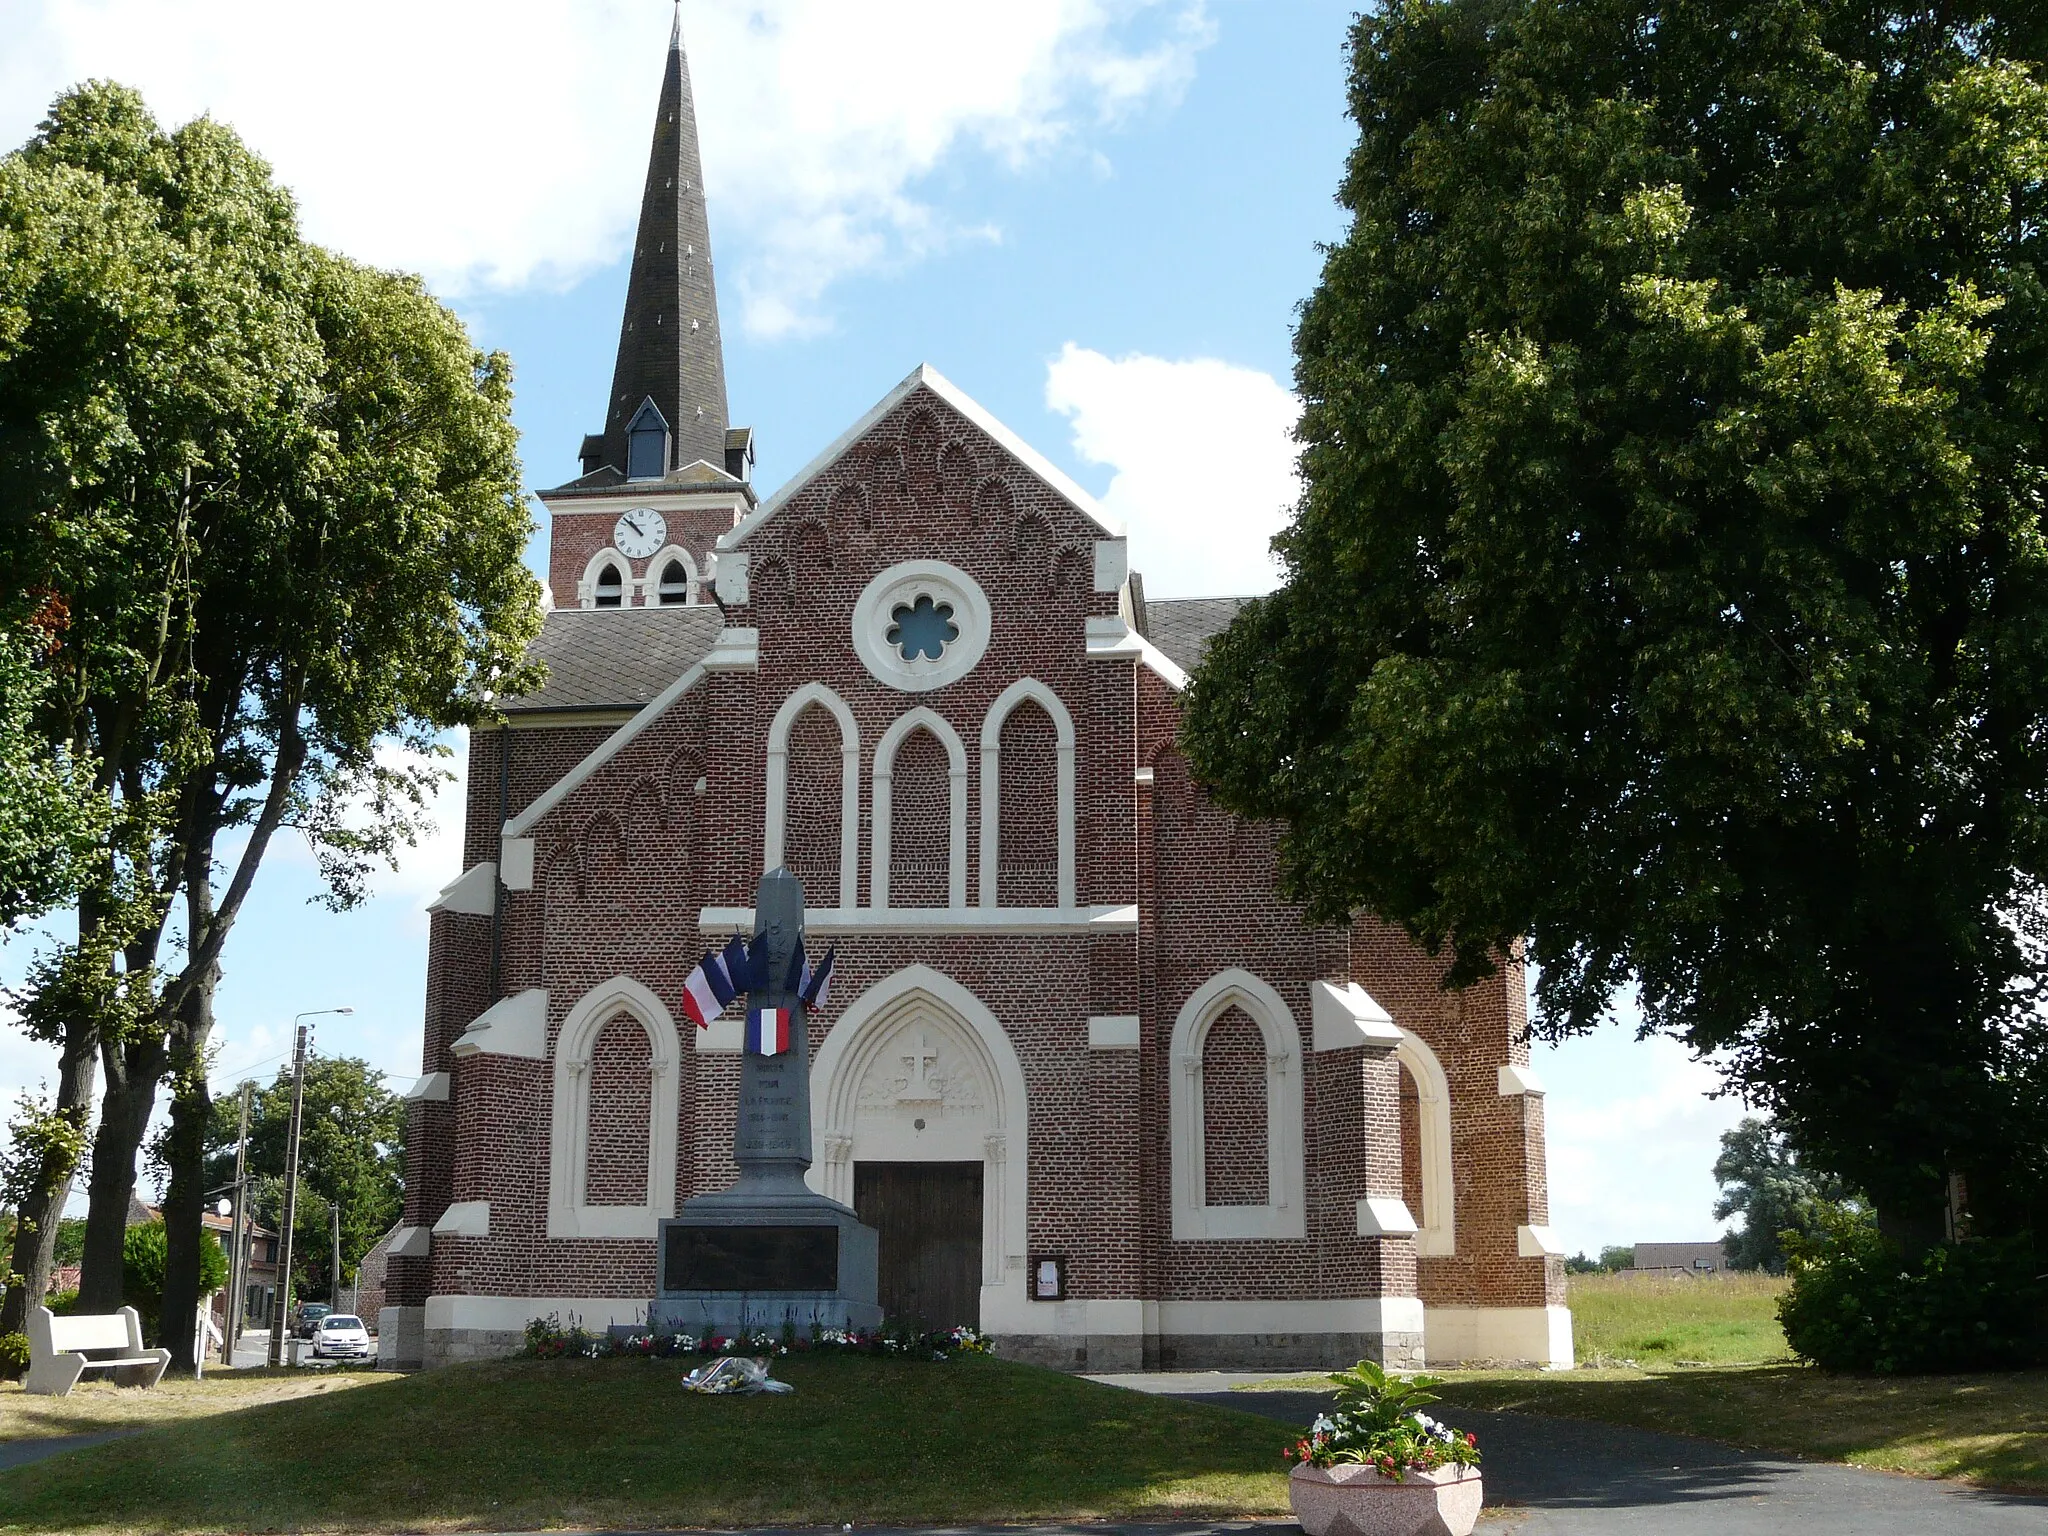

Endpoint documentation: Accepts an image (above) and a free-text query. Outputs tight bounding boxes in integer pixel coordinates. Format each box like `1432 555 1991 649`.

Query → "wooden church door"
854 1161 984 1329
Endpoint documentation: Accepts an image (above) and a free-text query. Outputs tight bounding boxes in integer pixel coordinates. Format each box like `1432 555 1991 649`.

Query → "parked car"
291 1303 331 1339
310 1313 371 1360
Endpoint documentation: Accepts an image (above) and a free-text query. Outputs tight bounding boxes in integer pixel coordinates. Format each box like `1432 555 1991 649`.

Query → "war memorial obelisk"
648 869 882 1337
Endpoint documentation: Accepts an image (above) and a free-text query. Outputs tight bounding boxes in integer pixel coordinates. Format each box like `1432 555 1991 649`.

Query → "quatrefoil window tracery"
887 594 959 662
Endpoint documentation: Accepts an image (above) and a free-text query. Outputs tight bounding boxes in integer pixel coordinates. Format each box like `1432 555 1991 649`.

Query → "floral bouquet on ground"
1284 1361 1481 1482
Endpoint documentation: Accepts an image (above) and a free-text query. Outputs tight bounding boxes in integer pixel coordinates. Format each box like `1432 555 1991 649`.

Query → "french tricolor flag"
680 938 750 1029
746 1005 793 1057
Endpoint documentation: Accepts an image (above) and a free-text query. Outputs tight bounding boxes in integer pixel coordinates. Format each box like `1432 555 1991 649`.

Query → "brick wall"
1200 1007 1269 1205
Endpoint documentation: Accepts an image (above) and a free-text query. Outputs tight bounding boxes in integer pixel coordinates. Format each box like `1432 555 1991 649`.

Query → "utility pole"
222 1080 252 1367
329 1200 341 1310
268 1023 310 1368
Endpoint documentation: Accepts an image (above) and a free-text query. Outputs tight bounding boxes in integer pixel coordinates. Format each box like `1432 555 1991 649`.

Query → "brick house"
380 13 1572 1373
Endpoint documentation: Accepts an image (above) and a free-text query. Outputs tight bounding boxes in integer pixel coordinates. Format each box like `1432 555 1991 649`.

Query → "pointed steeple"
589 5 732 480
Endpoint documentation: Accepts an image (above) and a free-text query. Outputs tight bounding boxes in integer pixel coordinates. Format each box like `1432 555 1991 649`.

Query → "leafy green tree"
0 83 542 1368
121 1218 225 1345
158 1055 404 1304
0 1091 89 1329
1598 1246 1635 1274
1183 0 2048 1246
0 628 102 924
1714 1116 1861 1272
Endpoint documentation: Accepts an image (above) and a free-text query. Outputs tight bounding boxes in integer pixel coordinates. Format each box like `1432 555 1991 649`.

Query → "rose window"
887 594 959 662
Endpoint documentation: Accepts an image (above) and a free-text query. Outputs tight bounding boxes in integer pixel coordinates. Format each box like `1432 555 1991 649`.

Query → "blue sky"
0 0 1746 1255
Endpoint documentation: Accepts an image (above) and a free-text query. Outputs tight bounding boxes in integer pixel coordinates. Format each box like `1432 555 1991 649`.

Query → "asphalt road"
1175 1384 2048 1534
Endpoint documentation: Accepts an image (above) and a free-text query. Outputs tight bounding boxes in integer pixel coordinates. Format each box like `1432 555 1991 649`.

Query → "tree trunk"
78 1035 167 1316
157 979 216 1373
0 1036 96 1337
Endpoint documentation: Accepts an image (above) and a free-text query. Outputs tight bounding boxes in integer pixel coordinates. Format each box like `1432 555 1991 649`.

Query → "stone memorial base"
646 1187 882 1340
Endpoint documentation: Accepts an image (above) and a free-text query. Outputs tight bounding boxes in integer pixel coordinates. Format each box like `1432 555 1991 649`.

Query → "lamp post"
267 1007 353 1368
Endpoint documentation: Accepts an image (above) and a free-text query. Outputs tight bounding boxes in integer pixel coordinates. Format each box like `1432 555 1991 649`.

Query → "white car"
310 1313 371 1360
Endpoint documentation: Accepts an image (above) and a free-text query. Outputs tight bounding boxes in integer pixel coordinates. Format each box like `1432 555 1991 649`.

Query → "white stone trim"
450 988 549 1059
1393 1027 1457 1258
546 976 681 1241
1093 538 1128 593
1159 1297 1425 1338
977 678 1076 910
720 363 1118 553
851 560 992 694
692 1017 743 1053
1311 981 1403 1051
642 545 700 607
1356 1197 1419 1237
426 860 497 916
405 1073 451 1102
704 626 759 672
425 1293 650 1336
576 547 633 609
433 1201 490 1237
1498 1063 1547 1096
763 683 861 910
1088 1015 1141 1050
1518 1223 1563 1258
1084 615 1189 691
388 1226 431 1258
1168 969 1307 1241
499 836 535 890
809 965 1030 1321
1425 1304 1575 1368
697 904 1137 935
871 709 969 909
503 664 709 838
713 550 749 605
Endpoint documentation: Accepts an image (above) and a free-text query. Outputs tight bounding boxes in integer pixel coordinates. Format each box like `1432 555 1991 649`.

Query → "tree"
121 1219 225 1346
0 83 542 1368
157 1056 404 1303
1714 1116 1861 1272
0 1091 89 1327
1182 0 2048 1246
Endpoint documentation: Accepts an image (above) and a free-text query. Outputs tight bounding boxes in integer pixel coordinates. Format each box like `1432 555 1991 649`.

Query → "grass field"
0 1368 379 1444
1566 1271 1791 1366
0 1355 1290 1532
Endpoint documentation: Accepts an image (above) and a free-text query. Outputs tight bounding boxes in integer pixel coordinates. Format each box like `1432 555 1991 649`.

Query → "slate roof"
503 606 723 715
1144 597 1250 674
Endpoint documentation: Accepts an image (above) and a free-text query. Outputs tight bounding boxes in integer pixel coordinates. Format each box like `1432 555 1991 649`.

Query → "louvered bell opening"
657 560 690 605
595 565 625 608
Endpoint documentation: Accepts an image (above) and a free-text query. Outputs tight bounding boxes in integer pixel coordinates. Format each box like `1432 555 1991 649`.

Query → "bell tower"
537 3 755 611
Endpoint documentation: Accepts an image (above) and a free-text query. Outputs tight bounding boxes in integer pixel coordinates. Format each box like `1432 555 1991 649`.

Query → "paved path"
0 1431 136 1473
1098 1375 2048 1534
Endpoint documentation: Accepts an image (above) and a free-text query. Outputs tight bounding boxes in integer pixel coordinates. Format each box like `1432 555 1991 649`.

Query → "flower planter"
1287 1460 1483 1536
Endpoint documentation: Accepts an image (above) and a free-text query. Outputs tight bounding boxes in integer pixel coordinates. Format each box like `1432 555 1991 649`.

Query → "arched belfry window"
594 564 624 608
626 397 670 481
658 559 690 605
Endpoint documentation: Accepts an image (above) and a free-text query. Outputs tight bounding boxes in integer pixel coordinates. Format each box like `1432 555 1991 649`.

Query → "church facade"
380 17 1572 1373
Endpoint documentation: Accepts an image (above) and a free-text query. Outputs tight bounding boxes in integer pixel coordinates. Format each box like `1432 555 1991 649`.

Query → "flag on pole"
680 948 741 1028
746 1005 793 1056
720 933 758 992
801 947 836 1012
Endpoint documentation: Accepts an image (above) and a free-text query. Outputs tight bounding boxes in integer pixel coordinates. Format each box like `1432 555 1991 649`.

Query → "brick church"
380 14 1572 1372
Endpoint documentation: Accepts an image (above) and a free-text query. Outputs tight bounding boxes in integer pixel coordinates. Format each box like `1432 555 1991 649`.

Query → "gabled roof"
1144 596 1251 674
718 363 1122 551
502 606 724 715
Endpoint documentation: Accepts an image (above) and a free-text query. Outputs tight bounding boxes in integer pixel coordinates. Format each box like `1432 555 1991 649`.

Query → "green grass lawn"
0 1368 379 1443
1566 1271 1791 1366
0 1355 1291 1533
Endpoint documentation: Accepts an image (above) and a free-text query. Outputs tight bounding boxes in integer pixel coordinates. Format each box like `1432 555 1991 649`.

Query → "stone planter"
1287 1460 1483 1536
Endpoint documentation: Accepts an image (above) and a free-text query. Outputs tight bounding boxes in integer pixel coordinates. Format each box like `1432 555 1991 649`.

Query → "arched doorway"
809 966 1028 1330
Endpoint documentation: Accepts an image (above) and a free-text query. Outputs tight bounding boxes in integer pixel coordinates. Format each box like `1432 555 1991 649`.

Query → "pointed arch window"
626 398 670 480
594 564 624 608
657 559 690 605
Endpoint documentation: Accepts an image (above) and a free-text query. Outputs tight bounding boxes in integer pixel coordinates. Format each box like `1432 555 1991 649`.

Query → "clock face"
613 507 667 560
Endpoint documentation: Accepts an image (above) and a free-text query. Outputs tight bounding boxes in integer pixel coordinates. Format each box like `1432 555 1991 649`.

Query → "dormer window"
657 560 690 606
626 397 670 480
594 564 624 608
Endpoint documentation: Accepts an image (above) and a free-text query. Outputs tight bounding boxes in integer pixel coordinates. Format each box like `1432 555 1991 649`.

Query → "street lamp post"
266 1007 352 1368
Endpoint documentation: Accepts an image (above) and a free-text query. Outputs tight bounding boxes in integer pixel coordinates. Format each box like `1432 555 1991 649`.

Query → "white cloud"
1 0 1213 334
1045 342 1300 598
1535 1030 1751 1259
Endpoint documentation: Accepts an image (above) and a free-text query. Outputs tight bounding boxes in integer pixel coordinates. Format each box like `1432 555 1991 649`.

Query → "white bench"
24 1305 171 1396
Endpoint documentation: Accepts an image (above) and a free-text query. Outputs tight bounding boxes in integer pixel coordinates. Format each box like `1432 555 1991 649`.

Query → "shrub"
122 1220 228 1344
0 1330 29 1379
1779 1212 2048 1372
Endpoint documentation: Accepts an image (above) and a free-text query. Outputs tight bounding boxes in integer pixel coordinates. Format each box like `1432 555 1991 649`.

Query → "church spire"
588 5 733 480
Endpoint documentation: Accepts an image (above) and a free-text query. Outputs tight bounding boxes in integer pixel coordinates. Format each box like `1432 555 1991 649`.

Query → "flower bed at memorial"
1281 1362 1482 1481
521 1314 992 1360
